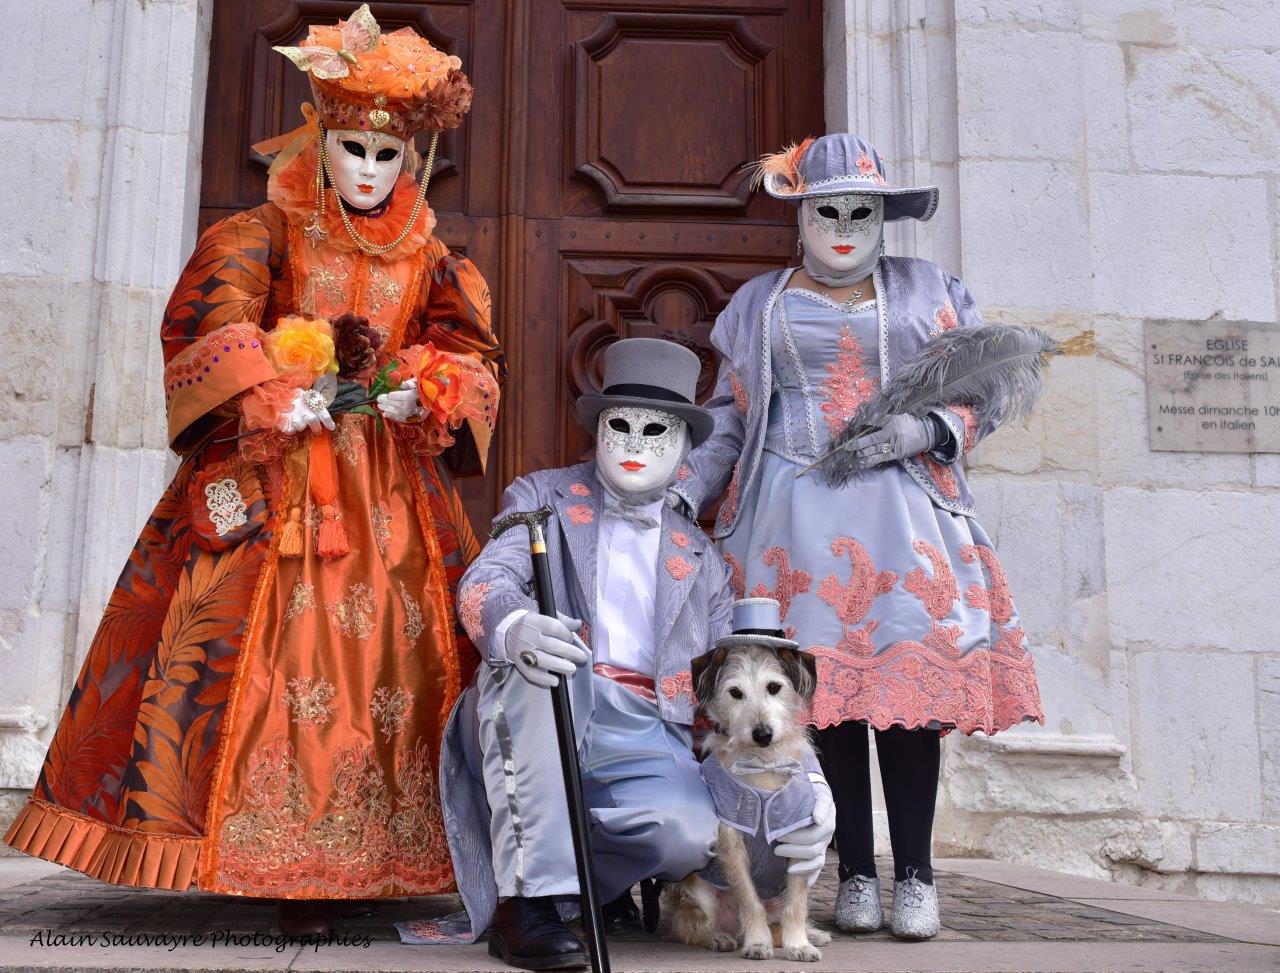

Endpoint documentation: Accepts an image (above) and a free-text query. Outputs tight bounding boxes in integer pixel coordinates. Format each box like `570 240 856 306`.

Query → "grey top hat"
760 133 938 223
575 338 715 445
715 597 800 652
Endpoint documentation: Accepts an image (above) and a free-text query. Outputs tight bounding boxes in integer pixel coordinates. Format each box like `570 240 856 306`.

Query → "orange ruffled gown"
5 141 503 899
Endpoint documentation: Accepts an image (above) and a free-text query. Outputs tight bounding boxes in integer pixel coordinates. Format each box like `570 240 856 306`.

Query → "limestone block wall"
0 0 211 822
827 0 1280 906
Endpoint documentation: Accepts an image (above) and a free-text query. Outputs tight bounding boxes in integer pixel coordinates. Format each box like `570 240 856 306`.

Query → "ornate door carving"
199 0 822 523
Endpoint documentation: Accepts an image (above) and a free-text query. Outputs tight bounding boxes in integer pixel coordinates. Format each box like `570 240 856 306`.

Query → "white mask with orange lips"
595 405 690 505
325 128 406 210
799 192 884 287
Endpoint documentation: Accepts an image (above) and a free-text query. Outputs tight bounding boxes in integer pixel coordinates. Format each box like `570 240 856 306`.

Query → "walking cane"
490 505 611 973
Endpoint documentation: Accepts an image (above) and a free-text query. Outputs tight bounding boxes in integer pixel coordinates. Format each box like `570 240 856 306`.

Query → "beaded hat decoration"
274 4 473 140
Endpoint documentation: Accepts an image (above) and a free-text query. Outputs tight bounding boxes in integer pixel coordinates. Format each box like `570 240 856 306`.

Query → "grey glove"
504 611 590 689
844 413 943 468
774 776 835 887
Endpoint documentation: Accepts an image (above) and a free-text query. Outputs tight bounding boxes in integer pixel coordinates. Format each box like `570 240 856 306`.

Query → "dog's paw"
807 928 833 946
709 932 737 952
785 942 822 963
742 941 774 960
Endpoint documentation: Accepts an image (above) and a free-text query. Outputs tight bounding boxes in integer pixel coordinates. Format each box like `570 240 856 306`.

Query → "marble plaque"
1145 321 1280 453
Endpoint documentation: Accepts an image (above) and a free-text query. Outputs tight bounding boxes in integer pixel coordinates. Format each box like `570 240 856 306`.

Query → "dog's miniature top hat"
715 597 800 652
753 133 938 223
575 338 714 445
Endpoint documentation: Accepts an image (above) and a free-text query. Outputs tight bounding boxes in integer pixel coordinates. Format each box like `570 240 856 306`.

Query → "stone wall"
826 0 1280 906
0 0 211 820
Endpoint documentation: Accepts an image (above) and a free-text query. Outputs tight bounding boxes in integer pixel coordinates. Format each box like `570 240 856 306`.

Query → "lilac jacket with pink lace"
671 256 997 536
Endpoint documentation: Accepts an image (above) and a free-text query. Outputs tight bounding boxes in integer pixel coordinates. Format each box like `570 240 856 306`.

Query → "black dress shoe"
276 900 335 937
488 896 587 971
601 888 640 933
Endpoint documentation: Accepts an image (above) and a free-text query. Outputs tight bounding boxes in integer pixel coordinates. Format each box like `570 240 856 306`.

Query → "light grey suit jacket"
457 460 734 727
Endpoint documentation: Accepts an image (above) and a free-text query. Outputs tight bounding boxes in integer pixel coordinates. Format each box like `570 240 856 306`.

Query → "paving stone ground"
0 855 1275 972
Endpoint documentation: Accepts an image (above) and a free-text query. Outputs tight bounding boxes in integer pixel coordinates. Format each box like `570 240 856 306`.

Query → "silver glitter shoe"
890 872 940 940
835 873 884 933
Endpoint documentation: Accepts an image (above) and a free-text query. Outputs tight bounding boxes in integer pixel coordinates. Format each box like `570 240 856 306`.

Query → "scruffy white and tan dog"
668 623 833 963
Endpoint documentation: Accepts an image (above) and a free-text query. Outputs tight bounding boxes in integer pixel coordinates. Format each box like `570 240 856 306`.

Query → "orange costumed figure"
5 5 502 932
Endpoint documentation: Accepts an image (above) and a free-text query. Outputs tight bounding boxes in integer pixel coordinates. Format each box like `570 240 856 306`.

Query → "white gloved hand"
845 413 941 467
277 388 336 435
774 775 835 887
505 611 590 689
376 377 423 423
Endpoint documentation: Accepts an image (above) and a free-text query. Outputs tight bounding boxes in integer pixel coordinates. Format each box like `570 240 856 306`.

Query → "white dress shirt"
592 498 665 677
490 498 665 677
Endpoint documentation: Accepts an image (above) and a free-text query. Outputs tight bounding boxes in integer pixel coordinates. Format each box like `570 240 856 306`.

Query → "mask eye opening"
641 422 667 437
816 205 839 219
607 417 630 434
340 140 366 158
375 147 400 162
851 206 873 220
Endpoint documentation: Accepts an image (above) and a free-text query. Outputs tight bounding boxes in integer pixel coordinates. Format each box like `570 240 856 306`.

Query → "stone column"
0 0 212 811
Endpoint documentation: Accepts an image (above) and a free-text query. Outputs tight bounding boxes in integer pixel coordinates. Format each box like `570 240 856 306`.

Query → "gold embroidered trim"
284 581 316 622
370 686 412 740
332 417 368 467
281 675 336 727
327 582 377 640
372 504 392 555
398 581 424 643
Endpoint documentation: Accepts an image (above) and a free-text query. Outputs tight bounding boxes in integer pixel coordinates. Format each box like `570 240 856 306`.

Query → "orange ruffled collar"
268 137 437 261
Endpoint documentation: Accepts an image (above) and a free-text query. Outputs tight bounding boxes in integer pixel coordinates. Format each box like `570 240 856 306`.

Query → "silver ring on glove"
303 389 326 412
880 442 892 454
519 650 539 669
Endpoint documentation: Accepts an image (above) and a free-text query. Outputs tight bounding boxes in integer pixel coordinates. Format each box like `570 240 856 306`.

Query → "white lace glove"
376 377 424 423
774 775 835 887
845 413 942 467
277 388 336 435
504 611 590 689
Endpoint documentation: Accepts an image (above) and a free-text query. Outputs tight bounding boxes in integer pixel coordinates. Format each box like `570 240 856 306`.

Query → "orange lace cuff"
238 370 309 464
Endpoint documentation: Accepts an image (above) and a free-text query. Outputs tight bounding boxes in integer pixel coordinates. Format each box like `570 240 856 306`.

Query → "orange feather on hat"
747 136 816 195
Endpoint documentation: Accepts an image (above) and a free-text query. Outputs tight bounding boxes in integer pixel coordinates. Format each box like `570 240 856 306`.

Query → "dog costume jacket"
698 752 822 900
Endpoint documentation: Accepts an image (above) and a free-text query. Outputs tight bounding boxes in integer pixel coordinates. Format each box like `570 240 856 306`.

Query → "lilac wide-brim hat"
755 133 939 223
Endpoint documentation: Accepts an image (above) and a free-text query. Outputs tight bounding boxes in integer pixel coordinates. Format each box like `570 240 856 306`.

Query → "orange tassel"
308 430 348 560
278 506 305 558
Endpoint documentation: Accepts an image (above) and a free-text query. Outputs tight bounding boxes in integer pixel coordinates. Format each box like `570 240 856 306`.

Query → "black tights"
816 721 941 885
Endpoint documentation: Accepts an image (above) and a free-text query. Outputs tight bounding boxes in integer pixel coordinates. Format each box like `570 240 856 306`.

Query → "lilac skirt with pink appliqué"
719 454 1043 735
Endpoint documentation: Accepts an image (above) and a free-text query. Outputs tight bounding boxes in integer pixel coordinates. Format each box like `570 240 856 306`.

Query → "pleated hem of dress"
4 798 200 891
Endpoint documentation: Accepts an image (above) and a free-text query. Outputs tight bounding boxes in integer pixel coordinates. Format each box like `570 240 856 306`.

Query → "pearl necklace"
307 128 439 256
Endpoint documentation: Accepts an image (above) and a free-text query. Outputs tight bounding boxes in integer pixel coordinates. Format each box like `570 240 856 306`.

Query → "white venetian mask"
799 192 884 274
595 405 689 500
325 128 406 210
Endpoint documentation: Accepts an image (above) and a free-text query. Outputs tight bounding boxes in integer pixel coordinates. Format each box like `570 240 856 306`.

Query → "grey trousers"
474 668 717 900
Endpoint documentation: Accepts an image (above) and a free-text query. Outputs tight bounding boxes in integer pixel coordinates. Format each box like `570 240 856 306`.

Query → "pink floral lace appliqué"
819 326 879 438
666 556 693 581
457 582 490 641
728 370 749 414
933 302 958 333
567 503 594 526
949 404 978 453
902 539 959 620
569 482 591 497
723 551 746 600
922 455 959 499
671 531 690 549
748 546 812 622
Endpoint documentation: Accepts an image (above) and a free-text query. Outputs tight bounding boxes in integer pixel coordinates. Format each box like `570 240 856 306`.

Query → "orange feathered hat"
274 4 472 141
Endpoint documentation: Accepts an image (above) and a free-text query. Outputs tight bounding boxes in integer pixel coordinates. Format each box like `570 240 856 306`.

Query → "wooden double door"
200 0 824 524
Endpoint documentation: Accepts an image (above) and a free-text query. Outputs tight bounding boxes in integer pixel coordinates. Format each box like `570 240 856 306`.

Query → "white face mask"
799 192 884 279
595 405 689 501
325 129 406 210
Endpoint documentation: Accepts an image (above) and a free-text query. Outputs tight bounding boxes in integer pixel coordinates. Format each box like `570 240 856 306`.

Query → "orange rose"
415 343 465 425
265 316 338 379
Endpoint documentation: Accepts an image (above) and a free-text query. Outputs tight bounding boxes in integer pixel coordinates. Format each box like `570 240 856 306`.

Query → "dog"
667 641 832 962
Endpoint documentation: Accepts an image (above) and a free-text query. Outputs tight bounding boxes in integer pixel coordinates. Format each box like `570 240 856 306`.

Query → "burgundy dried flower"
332 312 383 378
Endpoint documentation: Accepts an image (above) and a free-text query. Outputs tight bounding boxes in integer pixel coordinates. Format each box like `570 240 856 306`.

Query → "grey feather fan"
810 323 1060 488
